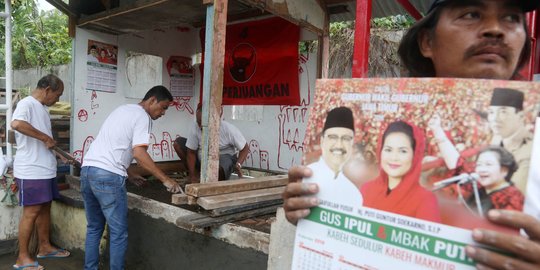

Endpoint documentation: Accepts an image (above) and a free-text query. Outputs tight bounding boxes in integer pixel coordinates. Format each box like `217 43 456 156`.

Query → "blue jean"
81 166 128 270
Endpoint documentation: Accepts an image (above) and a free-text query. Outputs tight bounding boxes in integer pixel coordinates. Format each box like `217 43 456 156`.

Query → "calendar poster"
292 78 540 269
167 56 194 97
86 40 117 93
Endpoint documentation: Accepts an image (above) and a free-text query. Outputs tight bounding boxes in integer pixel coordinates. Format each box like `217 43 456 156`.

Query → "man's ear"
418 29 434 58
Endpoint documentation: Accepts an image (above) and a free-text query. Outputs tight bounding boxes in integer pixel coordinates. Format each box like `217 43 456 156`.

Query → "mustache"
329 148 347 154
463 40 511 60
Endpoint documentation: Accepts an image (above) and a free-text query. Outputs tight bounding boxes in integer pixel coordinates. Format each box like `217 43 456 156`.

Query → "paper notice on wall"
86 40 118 93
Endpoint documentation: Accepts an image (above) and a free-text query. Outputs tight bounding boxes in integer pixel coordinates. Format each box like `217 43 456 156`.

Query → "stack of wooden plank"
173 175 288 229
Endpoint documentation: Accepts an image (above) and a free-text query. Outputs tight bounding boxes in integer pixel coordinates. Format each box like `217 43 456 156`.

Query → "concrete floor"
0 250 85 270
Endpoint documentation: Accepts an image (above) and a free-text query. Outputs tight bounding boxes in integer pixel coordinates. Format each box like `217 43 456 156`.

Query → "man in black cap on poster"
488 88 532 193
302 107 363 208
284 0 540 269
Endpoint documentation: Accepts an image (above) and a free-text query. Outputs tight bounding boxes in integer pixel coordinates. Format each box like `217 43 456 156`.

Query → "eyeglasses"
324 134 353 144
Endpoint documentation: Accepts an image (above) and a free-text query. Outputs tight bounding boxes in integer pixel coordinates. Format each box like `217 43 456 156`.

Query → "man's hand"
282 166 319 225
127 174 146 187
466 210 540 270
43 136 56 149
235 162 244 178
163 178 183 194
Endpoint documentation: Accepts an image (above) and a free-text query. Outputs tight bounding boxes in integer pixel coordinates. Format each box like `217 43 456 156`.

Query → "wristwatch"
236 162 242 169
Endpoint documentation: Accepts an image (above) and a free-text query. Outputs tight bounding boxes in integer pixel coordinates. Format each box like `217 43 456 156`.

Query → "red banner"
202 17 300 105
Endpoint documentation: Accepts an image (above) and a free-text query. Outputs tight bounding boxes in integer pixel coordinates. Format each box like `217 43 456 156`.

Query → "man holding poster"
283 0 540 269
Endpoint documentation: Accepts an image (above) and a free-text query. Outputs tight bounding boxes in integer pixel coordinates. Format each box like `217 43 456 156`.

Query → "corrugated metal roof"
330 0 431 22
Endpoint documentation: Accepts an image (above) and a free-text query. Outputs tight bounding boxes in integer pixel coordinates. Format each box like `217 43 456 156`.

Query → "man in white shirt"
12 74 70 270
174 103 250 183
304 106 363 212
81 85 181 270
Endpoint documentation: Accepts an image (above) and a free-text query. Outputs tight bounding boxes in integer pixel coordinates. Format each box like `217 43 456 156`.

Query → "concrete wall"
0 203 21 244
52 190 270 269
13 64 72 103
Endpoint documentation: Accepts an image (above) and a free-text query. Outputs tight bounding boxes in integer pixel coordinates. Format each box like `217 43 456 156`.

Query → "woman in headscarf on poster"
361 121 441 222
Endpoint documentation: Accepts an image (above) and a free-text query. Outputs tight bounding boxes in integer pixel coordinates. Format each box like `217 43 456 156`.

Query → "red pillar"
396 0 422 20
352 0 372 78
519 11 538 80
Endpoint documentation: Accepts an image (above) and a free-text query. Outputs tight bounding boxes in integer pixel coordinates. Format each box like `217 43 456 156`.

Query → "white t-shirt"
12 96 56 179
83 104 152 176
305 158 363 211
185 120 246 157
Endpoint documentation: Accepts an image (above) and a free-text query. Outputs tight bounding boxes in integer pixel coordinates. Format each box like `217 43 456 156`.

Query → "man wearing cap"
284 1 540 269
488 88 532 193
174 103 250 183
303 107 363 210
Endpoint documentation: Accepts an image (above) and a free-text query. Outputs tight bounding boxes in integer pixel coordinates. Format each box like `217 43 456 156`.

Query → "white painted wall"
72 24 317 172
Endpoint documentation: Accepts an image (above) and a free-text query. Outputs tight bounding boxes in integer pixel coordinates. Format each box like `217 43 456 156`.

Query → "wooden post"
201 0 228 183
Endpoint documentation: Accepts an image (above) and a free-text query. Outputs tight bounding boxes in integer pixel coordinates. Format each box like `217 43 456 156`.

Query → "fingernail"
310 198 319 205
472 229 483 240
488 210 500 220
465 246 476 256
309 184 318 192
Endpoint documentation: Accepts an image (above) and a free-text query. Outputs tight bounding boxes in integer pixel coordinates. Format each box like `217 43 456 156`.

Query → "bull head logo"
228 43 256 83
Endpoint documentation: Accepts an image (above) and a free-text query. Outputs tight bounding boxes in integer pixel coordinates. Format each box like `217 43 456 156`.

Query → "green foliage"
371 14 415 30
0 0 72 74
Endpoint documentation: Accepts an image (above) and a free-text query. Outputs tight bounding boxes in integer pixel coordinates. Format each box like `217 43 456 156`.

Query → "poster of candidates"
166 56 194 97
86 40 118 93
292 78 540 270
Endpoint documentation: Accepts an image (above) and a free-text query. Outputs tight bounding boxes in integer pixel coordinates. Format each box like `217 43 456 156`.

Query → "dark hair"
37 74 63 92
398 2 532 78
382 121 416 151
142 85 173 102
477 146 518 182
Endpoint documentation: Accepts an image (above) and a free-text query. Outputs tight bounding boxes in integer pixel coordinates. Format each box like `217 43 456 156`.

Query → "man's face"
90 48 98 57
44 84 64 107
320 127 354 173
420 0 526 79
488 105 522 138
148 97 170 120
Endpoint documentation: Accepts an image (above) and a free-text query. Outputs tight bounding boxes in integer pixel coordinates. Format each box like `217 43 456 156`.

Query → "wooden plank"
197 186 285 210
180 205 279 229
187 195 198 205
171 194 188 205
185 174 287 197
208 199 283 217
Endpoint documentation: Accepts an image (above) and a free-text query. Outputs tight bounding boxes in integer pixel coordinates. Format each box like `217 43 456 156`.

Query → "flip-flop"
12 261 45 270
36 248 70 259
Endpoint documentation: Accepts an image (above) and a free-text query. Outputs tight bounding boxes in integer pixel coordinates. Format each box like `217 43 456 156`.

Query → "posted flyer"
292 78 540 270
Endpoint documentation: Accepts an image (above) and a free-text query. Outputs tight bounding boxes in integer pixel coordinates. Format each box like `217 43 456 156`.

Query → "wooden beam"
171 194 189 205
46 0 79 18
77 0 168 27
208 199 283 217
200 0 228 183
197 186 285 210
176 205 279 229
185 175 288 197
237 0 325 34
